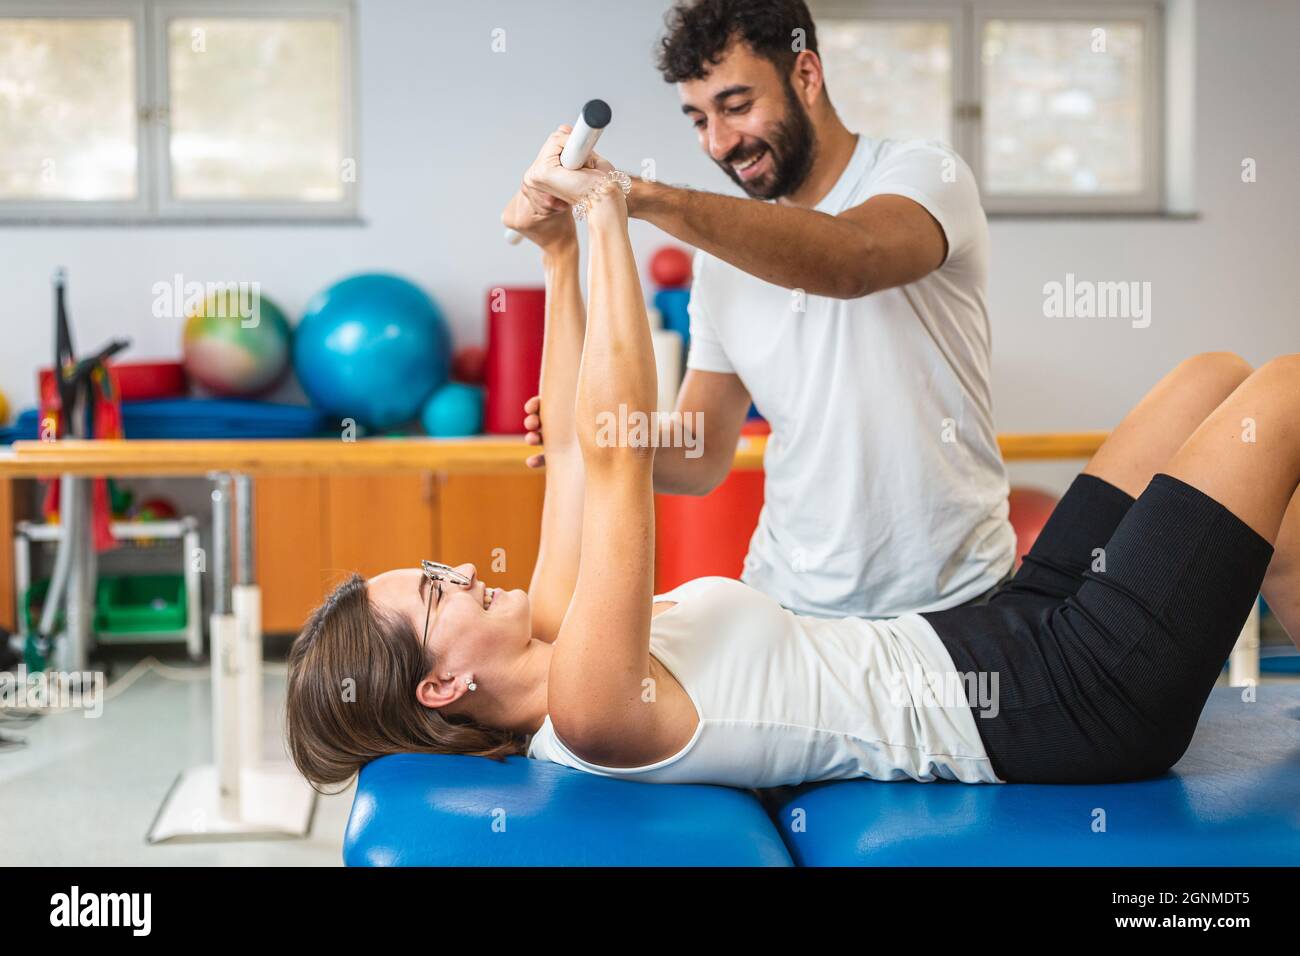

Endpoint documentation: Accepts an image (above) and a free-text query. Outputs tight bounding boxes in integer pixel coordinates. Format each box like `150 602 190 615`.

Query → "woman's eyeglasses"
420 560 472 651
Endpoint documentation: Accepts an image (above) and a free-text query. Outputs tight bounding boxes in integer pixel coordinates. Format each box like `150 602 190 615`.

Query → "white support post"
1228 599 1261 688
232 585 263 770
210 611 242 820
183 520 203 660
234 475 263 771
148 472 314 843
210 474 241 817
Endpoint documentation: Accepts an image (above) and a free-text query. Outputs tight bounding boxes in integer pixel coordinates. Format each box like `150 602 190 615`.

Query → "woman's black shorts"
923 472 1273 784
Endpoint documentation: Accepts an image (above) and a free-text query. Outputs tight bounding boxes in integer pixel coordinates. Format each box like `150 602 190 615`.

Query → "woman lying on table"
285 129 1300 790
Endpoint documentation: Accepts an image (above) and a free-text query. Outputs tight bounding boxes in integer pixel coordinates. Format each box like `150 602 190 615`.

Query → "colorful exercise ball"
294 273 451 431
649 245 693 288
182 290 292 396
421 383 484 437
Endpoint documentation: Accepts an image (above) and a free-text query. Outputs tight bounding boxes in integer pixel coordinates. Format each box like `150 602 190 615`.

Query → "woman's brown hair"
285 573 527 791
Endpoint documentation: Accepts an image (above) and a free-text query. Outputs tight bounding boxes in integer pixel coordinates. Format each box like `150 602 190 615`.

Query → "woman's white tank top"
528 577 1001 787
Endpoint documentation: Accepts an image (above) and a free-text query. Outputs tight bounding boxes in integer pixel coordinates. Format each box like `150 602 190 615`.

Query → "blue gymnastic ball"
294 273 451 430
421 383 484 437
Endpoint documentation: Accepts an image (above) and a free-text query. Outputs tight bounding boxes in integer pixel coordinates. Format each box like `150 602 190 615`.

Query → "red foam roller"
485 287 545 435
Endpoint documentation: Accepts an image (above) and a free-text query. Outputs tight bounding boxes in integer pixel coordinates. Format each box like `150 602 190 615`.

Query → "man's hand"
523 125 612 206
523 394 544 468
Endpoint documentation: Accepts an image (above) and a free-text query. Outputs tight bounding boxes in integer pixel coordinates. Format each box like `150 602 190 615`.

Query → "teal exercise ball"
421 383 484 437
294 273 451 430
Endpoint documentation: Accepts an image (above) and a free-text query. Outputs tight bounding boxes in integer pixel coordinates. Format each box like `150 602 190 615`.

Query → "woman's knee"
1252 352 1300 382
1175 351 1253 393
1237 354 1300 430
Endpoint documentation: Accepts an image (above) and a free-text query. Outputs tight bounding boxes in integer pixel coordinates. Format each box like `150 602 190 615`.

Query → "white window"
0 0 357 220
814 1 1165 213
817 6 961 148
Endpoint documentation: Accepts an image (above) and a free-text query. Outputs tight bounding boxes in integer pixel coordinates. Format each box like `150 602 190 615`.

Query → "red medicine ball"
649 246 692 288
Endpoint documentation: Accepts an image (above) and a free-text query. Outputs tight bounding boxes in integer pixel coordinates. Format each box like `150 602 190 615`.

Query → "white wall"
2 0 1296 493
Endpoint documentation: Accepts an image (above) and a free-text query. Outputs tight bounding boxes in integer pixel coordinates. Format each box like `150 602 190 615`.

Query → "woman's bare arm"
524 242 586 643
546 180 698 766
500 177 586 644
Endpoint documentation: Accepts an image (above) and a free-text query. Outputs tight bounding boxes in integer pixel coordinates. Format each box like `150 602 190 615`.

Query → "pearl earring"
464 675 477 692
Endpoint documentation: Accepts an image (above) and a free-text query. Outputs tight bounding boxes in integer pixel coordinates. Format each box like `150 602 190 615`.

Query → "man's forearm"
652 441 727 496
629 179 872 299
650 405 740 496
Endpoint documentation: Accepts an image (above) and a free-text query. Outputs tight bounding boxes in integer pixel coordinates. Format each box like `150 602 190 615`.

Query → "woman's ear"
416 672 467 710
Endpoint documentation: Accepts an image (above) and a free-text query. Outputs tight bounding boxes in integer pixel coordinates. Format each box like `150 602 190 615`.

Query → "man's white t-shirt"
687 135 1015 619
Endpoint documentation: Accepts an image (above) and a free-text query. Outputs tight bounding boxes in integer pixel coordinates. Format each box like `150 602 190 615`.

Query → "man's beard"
715 80 817 200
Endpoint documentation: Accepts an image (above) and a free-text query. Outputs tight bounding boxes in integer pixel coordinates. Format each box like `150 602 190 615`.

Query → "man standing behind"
527 0 1013 618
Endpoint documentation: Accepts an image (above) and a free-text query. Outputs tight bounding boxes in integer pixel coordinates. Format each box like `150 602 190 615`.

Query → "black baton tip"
582 99 612 129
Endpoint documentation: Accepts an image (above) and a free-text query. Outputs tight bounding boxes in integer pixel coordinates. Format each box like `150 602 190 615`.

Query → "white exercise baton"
505 98 612 244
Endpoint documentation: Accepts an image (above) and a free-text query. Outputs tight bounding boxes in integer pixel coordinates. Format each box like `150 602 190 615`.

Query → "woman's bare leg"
1076 351 1300 646
1162 355 1300 544
1082 352 1254 498
1262 492 1300 648
1075 351 1300 648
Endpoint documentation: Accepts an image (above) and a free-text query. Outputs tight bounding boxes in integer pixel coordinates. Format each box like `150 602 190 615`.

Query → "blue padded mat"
345 752 793 867
345 686 1300 867
770 684 1300 866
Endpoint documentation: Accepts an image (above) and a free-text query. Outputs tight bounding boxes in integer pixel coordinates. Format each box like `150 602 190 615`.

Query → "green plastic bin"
95 574 187 634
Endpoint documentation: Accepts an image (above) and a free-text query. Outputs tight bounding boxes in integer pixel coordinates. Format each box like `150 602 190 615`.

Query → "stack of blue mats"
117 399 333 438
1 399 332 443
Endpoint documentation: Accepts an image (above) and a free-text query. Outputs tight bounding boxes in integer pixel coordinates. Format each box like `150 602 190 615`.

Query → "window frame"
0 0 152 219
0 0 359 221
149 0 358 219
813 0 966 149
811 0 1166 215
972 1 1164 214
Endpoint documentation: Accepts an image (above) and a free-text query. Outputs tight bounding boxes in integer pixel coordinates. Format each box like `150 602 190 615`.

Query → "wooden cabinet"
0 479 35 632
0 480 17 630
435 472 545 592
254 472 544 634
254 476 330 635
324 473 438 579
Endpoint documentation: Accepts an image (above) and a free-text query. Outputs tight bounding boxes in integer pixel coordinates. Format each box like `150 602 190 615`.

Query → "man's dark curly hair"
656 0 819 84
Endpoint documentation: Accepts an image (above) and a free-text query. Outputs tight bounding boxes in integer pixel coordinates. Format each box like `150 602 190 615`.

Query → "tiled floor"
0 663 354 866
